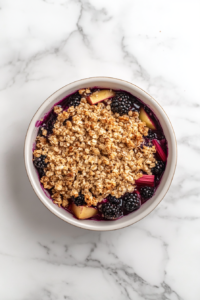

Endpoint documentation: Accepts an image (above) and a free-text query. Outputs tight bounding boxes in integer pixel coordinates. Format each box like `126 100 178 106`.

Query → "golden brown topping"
36 99 156 207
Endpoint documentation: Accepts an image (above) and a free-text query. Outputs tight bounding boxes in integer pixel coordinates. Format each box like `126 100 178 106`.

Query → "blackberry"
146 129 156 139
146 129 165 140
151 161 165 175
107 195 123 206
123 193 141 212
72 193 86 206
99 202 123 220
140 186 154 201
64 92 81 108
42 112 57 135
33 155 47 178
131 99 141 112
38 168 46 178
155 174 162 183
111 92 132 115
33 155 47 169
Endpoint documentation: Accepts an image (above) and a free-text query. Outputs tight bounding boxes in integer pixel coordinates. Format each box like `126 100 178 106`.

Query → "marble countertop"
1 0 200 299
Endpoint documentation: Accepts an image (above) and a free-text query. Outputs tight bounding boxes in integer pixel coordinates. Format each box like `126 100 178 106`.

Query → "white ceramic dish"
24 77 177 231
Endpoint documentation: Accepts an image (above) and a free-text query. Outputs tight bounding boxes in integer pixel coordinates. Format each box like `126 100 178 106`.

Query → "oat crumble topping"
33 95 156 208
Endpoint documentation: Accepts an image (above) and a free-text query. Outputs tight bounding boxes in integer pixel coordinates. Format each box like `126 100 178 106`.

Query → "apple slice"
139 107 156 130
87 90 115 105
71 203 98 219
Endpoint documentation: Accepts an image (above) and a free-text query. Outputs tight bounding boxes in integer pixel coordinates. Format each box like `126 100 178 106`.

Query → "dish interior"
25 78 176 230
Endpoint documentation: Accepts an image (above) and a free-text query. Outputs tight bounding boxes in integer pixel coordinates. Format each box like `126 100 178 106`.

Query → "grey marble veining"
1 0 200 299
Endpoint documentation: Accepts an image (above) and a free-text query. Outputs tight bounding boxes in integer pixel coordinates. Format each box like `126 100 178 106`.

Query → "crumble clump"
33 95 156 208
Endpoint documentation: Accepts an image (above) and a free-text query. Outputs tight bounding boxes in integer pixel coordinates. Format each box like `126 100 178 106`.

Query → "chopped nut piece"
62 199 69 208
54 106 63 114
79 89 86 95
42 129 47 136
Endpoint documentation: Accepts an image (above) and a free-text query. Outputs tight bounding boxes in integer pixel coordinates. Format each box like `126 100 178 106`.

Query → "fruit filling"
33 88 167 220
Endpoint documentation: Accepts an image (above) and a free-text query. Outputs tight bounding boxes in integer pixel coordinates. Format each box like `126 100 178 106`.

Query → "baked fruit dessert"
33 88 167 220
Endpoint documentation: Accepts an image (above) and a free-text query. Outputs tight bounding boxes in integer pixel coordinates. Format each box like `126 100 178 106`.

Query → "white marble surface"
1 0 200 299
